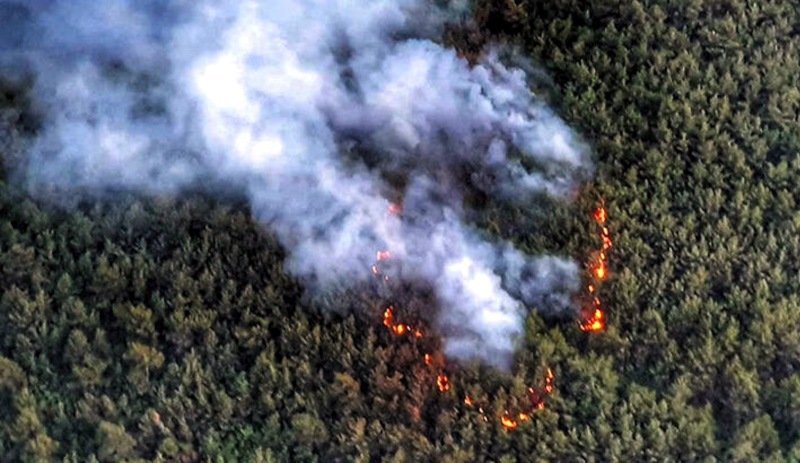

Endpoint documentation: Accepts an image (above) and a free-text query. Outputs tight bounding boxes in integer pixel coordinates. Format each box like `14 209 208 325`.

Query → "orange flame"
373 196 567 430
500 414 518 430
580 308 605 332
543 368 555 394
582 200 611 332
593 262 607 280
437 374 451 392
383 306 413 336
594 206 607 224
383 307 394 328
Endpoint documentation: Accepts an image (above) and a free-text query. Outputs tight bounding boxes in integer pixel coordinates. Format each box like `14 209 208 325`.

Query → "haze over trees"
2 0 800 461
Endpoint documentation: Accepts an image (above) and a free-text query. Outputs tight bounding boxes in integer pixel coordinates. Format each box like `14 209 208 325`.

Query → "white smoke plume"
0 0 590 370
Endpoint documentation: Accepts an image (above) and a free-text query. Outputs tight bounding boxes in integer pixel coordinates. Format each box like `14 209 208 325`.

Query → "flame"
372 196 569 430
456 367 555 428
594 206 607 224
437 374 451 392
543 368 554 394
581 200 611 332
383 307 394 328
580 308 605 332
500 414 518 430
593 262 607 280
383 306 413 336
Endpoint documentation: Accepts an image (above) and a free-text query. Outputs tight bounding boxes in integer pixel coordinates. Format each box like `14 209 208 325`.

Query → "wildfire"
581 201 611 332
383 306 394 328
594 206 607 224
500 414 518 430
593 263 607 280
371 198 565 430
437 374 451 392
602 228 612 250
543 368 554 394
580 308 604 332
383 306 423 338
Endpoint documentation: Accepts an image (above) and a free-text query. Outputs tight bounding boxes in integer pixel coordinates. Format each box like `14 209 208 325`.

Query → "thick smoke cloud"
1 0 590 370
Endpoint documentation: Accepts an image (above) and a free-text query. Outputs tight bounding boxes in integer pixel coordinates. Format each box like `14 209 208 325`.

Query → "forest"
3 0 800 461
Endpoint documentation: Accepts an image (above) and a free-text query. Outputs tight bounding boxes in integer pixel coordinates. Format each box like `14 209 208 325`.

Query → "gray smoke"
1 0 590 370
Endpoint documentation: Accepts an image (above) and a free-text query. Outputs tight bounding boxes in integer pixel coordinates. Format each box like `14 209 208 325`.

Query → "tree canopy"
3 0 800 461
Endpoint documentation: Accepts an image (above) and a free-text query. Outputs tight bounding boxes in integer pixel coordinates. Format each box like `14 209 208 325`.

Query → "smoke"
1 0 590 370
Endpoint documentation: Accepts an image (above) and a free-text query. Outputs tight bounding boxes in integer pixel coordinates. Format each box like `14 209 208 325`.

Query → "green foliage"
96 421 136 462
2 0 800 460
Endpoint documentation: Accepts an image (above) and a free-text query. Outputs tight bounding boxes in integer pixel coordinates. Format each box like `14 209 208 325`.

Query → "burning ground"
2 0 591 369
2 0 797 460
372 199 611 431
0 0 610 454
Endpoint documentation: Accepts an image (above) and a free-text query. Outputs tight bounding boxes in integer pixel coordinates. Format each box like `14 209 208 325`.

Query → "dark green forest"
3 0 800 461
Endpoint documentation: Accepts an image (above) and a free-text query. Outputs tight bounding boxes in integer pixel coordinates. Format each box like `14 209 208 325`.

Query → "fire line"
372 202 570 430
581 200 611 332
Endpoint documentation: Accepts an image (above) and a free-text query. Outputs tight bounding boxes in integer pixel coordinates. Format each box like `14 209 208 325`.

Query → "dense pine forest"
3 0 800 461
